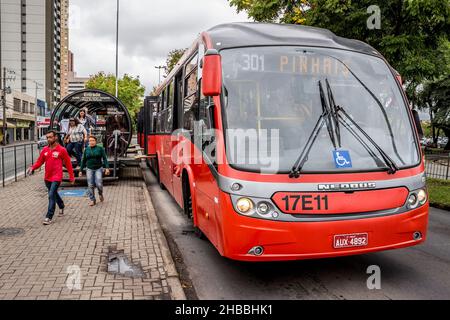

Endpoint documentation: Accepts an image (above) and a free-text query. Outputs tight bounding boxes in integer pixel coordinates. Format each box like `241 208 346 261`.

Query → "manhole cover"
107 247 145 278
0 228 25 237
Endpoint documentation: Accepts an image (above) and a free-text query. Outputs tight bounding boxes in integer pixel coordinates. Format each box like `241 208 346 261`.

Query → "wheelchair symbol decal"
333 151 353 169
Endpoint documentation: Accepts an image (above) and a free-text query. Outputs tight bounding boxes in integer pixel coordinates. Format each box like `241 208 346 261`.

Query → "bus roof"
207 22 381 57
154 23 383 95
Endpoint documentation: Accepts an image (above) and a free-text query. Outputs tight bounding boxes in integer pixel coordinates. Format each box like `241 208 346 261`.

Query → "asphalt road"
143 167 450 300
0 144 39 182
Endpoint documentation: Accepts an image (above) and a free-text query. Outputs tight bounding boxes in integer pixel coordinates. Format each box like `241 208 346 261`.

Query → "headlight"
236 197 254 214
417 189 428 205
407 194 419 209
257 202 270 215
407 189 428 209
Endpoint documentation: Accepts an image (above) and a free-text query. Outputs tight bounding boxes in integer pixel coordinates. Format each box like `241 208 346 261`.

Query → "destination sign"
237 53 351 77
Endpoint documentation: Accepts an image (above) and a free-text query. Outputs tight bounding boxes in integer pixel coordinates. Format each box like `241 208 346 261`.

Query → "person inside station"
105 114 127 156
65 118 87 169
77 108 96 147
59 112 71 145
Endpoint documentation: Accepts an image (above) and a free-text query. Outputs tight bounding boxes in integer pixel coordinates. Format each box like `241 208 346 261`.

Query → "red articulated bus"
139 23 428 261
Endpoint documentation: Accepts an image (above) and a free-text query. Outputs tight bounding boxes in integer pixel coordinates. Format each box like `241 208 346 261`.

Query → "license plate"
334 233 368 249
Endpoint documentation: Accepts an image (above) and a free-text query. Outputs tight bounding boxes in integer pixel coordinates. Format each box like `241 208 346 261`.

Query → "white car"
438 137 449 149
37 135 48 150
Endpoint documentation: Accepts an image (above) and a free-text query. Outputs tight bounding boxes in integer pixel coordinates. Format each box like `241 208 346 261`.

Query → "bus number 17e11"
281 194 329 212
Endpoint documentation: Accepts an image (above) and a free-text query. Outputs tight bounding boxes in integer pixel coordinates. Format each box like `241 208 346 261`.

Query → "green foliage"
85 72 145 122
419 74 450 148
427 178 450 210
166 49 187 74
228 0 450 101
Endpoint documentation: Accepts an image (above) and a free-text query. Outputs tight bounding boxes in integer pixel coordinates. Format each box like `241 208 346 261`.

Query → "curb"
430 203 450 211
141 180 187 300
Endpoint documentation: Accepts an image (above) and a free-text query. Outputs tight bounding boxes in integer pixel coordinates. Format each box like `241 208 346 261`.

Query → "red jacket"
32 144 75 182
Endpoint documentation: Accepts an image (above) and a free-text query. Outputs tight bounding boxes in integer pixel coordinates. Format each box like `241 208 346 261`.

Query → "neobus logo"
318 183 377 191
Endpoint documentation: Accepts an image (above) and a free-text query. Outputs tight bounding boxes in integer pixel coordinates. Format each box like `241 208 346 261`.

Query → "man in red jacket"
28 130 75 225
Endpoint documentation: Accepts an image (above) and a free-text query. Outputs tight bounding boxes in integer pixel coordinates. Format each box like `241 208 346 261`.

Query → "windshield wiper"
289 81 336 178
289 79 399 178
322 54 405 165
325 78 341 148
320 81 338 150
324 79 391 171
324 79 398 174
336 105 399 174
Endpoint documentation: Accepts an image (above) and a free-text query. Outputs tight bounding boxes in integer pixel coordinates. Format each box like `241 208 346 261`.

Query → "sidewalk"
0 167 185 300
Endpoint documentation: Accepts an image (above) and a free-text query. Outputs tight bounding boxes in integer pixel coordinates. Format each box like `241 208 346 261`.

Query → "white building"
0 90 36 144
66 50 88 96
0 0 68 107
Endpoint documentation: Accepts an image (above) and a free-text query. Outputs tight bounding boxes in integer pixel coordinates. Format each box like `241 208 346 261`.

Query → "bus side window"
183 54 198 132
198 86 213 129
152 101 158 133
166 82 174 133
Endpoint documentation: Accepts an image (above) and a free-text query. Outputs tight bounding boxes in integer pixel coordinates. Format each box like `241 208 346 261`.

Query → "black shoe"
58 208 65 217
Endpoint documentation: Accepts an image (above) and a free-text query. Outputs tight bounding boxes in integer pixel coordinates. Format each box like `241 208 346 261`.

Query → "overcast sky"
69 0 250 94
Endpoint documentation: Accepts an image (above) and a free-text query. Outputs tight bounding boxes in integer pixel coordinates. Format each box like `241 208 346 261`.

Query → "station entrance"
50 89 135 180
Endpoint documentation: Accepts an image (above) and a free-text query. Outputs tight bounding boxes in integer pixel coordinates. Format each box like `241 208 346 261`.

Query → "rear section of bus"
200 23 428 261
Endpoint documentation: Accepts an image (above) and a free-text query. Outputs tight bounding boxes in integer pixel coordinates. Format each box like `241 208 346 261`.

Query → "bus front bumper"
220 195 429 262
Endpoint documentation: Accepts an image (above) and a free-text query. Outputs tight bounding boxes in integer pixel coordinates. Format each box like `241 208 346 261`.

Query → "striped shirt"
68 124 87 143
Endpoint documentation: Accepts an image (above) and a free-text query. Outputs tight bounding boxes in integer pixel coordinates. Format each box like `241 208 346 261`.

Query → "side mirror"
411 109 424 139
202 49 222 97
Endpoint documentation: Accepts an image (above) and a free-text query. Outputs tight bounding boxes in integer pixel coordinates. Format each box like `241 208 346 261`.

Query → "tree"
85 72 145 122
228 0 450 105
166 49 187 74
419 75 450 149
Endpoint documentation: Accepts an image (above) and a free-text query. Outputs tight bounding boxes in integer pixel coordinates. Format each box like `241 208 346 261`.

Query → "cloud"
69 0 250 94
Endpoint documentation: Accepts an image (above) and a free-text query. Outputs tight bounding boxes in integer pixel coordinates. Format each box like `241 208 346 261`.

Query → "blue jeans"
66 142 83 166
45 181 64 220
87 168 104 202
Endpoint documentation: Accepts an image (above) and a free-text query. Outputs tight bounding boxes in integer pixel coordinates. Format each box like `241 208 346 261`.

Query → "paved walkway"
0 167 184 300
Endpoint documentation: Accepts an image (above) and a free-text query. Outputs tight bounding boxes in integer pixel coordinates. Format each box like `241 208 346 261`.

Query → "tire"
183 175 205 240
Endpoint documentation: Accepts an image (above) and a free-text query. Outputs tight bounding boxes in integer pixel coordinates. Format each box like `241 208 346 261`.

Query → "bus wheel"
183 175 205 240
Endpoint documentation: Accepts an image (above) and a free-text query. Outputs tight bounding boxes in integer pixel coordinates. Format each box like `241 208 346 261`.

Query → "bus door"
194 91 219 246
189 49 220 246
137 109 143 148
171 72 185 206
161 84 175 195
144 96 159 160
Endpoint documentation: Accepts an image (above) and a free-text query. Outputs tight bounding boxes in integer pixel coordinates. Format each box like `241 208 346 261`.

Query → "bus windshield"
221 46 420 174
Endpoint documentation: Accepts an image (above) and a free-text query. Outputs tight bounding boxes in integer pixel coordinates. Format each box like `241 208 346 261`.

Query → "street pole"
115 0 120 98
33 81 41 141
1 67 15 146
2 67 6 146
155 66 165 85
